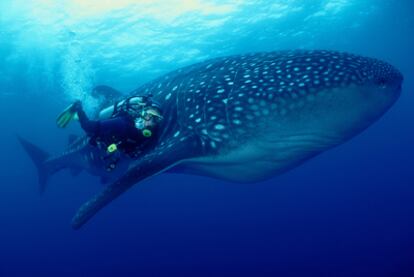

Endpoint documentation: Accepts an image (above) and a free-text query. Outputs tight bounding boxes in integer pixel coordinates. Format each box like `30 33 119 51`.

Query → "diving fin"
56 103 78 128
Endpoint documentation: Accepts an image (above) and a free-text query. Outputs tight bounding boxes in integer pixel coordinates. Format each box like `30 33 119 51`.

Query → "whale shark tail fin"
17 136 50 194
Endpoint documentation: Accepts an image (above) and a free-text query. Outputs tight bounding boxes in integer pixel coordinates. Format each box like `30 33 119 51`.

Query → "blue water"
1 1 414 276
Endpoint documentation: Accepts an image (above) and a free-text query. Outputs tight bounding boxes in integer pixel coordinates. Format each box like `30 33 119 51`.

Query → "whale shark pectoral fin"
71 134 201 230
91 85 124 113
91 85 123 102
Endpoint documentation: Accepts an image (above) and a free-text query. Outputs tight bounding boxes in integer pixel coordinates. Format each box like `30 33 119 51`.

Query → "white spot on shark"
214 124 225 130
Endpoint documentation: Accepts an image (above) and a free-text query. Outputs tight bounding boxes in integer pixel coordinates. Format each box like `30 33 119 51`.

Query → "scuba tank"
98 94 161 120
98 96 147 119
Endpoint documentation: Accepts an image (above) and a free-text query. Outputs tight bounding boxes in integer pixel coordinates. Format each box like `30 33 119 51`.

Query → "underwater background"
0 1 413 276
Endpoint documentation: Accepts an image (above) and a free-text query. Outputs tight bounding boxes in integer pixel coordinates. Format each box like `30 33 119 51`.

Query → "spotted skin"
134 50 402 156
51 50 404 229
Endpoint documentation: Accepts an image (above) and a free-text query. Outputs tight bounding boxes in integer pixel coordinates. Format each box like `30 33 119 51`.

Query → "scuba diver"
56 95 163 160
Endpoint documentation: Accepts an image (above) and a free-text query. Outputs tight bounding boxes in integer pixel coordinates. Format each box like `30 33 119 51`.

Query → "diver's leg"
73 101 100 135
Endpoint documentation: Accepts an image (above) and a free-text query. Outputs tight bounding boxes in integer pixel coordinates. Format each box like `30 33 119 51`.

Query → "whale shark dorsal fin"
91 85 124 111
71 134 201 229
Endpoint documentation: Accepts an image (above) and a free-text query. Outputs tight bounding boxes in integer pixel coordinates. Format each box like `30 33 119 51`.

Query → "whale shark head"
306 53 403 137
179 51 404 182
243 51 404 154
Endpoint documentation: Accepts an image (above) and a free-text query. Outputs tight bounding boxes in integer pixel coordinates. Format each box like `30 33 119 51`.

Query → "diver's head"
142 105 163 128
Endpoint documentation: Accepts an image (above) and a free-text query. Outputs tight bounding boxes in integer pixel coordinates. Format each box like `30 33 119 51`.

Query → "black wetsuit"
76 107 154 155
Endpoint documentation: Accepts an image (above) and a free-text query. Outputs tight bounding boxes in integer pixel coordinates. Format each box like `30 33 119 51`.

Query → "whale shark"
19 50 403 229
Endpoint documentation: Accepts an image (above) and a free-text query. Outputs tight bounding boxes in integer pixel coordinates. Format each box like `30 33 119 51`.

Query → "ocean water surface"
0 1 413 276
